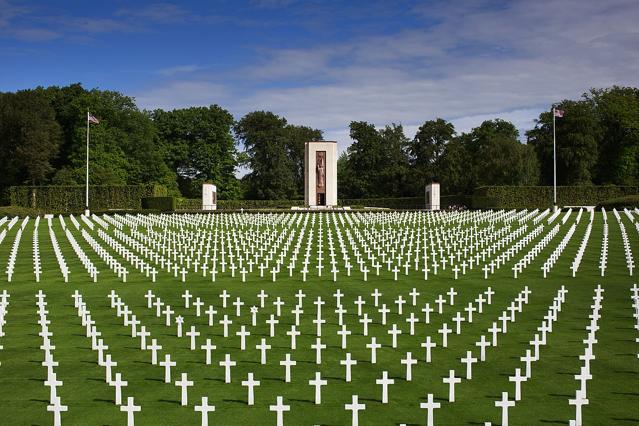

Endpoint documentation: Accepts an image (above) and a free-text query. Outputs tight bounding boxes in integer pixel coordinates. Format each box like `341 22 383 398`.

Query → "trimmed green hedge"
9 185 167 213
473 185 639 209
338 197 423 209
176 198 294 210
0 206 40 217
176 198 202 210
176 198 305 210
598 195 639 209
142 196 176 211
221 199 305 210
176 196 471 211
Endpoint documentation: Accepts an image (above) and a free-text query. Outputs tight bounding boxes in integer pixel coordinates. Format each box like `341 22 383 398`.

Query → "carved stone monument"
425 183 440 211
304 141 337 207
202 183 217 210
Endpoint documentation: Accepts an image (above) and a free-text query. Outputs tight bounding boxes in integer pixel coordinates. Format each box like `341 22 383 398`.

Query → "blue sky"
2 0 639 152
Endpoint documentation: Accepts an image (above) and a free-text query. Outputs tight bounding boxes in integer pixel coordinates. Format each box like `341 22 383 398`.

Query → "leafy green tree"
153 105 239 198
0 89 61 193
438 136 474 194
587 86 639 185
408 118 455 186
284 125 323 197
467 119 535 186
235 111 322 199
235 111 293 199
518 144 541 186
43 84 176 191
378 124 412 196
339 121 411 198
527 100 600 185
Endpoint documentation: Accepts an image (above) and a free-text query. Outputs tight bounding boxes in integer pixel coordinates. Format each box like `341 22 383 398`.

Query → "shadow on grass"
203 377 225 383
611 391 639 397
288 398 313 404
222 399 246 405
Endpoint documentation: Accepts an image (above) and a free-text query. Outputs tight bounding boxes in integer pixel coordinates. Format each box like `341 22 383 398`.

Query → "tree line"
0 84 637 203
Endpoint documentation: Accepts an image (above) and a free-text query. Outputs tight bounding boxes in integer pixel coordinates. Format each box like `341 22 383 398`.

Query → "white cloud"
156 64 203 77
134 80 229 111
136 0 639 150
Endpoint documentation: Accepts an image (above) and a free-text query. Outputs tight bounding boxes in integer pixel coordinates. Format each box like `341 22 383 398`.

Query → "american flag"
553 108 564 118
88 113 99 124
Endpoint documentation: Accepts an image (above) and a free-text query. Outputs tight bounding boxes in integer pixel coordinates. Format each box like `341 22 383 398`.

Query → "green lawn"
0 210 637 425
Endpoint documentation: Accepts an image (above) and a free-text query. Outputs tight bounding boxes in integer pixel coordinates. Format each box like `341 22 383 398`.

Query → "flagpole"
552 107 557 209
86 110 90 215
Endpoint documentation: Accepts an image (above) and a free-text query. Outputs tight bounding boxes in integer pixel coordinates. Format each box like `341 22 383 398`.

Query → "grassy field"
0 210 637 425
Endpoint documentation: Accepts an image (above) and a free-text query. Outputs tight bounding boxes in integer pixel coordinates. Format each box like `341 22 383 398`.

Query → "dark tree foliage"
0 89 61 194
0 84 637 203
407 118 455 186
234 111 322 199
152 106 239 199
338 122 411 198
528 86 639 186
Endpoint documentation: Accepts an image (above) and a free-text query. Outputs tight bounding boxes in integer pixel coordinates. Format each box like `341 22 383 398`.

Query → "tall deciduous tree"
284 125 323 197
339 121 410 198
588 86 639 185
527 100 600 185
153 105 239 198
469 119 539 186
44 84 176 191
438 136 474 194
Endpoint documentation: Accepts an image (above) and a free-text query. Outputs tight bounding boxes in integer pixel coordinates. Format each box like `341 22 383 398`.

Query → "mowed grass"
0 211 637 425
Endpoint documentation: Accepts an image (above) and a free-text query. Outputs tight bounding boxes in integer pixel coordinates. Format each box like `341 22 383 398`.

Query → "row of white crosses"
632 284 639 362
153 285 508 426
541 220 577 278
567 285 603 426
512 223 560 278
107 229 159 282
48 222 70 282
489 285 568 426
63 225 99 282
35 290 69 426
97 210 528 286
0 290 9 368
5 221 24 282
33 216 42 282
599 210 609 276
81 229 129 282
348 283 539 426
97 229 158 282
571 219 593 277
0 207 597 285
104 290 219 425
101 284 493 426
71 290 142 425
613 209 635 275
0 216 8 237
3 206 632 286
424 285 531 426
12 281 605 425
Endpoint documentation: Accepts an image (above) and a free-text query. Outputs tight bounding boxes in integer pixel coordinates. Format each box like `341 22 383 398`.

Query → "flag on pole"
553 108 564 118
88 113 100 124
